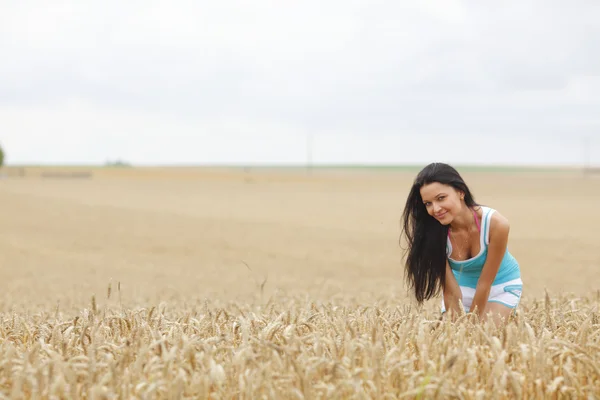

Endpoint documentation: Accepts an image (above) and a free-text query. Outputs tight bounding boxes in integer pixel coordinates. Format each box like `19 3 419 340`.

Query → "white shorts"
441 278 523 314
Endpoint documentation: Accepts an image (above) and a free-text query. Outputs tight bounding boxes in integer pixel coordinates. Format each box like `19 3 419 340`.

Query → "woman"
400 162 523 323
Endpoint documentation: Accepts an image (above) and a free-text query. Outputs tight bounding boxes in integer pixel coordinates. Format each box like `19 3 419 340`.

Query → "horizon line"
3 162 592 171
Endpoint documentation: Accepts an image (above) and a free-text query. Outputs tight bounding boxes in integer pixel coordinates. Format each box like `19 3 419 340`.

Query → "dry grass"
0 167 599 398
1 291 599 399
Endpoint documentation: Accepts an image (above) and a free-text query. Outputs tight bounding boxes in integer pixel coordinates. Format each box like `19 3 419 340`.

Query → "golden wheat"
1 291 598 399
2 168 599 399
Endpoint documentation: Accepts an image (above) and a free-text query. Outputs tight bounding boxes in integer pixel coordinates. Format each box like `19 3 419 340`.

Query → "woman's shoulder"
480 206 509 224
478 205 510 243
478 206 508 223
487 208 510 241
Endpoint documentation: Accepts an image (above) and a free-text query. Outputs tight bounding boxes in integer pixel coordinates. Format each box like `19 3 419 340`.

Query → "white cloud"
0 99 310 164
0 0 599 165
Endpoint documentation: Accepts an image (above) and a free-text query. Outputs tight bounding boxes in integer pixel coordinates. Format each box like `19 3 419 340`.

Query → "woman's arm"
443 259 463 319
469 212 511 317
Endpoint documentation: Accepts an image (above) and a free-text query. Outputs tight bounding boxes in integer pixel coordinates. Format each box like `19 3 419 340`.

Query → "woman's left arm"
469 212 511 317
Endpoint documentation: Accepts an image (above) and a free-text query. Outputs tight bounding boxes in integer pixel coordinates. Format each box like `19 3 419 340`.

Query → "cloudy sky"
1 0 599 166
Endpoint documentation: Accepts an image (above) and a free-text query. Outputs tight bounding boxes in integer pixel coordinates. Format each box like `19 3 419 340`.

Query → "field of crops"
1 167 598 398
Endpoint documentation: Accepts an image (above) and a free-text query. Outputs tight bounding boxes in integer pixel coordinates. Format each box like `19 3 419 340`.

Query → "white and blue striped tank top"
446 206 521 289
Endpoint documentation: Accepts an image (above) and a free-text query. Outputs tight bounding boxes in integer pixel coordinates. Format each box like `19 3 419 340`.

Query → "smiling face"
419 182 464 225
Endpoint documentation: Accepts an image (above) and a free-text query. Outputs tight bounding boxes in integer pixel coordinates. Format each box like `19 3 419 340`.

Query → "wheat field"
0 167 598 399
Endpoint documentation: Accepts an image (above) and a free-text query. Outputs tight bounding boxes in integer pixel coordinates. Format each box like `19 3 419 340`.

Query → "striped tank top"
446 206 521 289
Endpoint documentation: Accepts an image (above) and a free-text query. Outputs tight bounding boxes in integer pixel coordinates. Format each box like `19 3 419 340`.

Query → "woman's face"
419 182 464 225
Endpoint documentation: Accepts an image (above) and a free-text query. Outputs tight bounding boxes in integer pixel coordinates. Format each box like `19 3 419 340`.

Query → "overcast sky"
1 1 599 166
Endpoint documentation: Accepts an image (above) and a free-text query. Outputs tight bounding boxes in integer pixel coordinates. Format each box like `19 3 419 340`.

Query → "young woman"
400 162 523 323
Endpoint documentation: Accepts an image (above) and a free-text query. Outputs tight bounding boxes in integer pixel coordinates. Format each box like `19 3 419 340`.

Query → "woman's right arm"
443 260 462 319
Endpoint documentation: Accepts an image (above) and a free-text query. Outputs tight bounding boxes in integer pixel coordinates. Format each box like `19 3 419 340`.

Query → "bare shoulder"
489 209 510 239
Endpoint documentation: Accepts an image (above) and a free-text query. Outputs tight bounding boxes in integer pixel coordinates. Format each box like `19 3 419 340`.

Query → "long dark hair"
400 163 479 303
